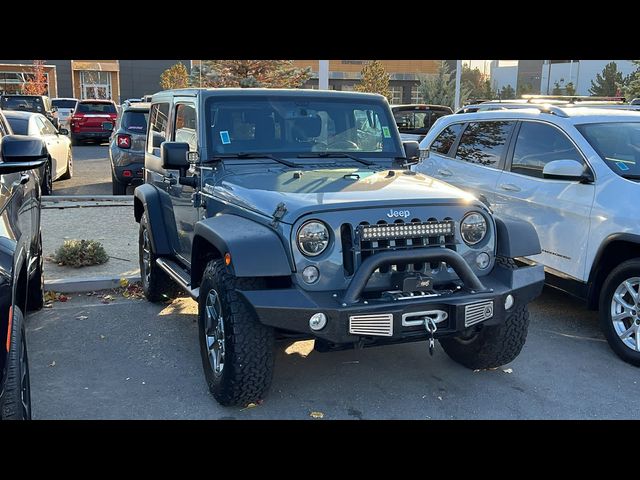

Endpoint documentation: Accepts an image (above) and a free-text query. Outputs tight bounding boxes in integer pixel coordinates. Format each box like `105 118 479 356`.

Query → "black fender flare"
493 215 541 258
133 184 174 256
192 215 292 283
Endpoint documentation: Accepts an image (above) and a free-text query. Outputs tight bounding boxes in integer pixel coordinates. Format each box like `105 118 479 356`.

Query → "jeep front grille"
464 300 494 327
349 313 394 337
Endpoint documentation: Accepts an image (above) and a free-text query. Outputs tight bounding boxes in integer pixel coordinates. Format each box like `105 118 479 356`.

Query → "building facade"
0 60 189 102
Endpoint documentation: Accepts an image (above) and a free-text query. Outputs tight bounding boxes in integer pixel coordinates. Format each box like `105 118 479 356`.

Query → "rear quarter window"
429 123 464 156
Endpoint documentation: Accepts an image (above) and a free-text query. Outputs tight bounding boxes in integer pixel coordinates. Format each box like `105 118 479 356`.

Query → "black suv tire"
112 172 127 195
440 304 530 369
138 212 179 303
198 259 274 406
599 259 640 367
0 306 31 420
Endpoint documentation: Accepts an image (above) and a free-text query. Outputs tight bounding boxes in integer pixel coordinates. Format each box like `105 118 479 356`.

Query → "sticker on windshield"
382 126 391 138
220 131 231 144
617 162 630 171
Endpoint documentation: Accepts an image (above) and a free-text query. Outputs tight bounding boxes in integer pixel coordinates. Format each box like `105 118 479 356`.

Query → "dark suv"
134 88 545 406
109 102 149 194
1 94 59 129
0 110 49 420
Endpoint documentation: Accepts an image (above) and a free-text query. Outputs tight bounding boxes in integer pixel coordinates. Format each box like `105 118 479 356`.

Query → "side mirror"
401 141 420 166
51 106 58 112
58 127 69 136
542 159 590 181
161 142 190 171
0 135 48 174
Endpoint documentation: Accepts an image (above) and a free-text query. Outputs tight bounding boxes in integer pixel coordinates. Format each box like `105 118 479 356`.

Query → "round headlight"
297 221 330 257
461 213 487 245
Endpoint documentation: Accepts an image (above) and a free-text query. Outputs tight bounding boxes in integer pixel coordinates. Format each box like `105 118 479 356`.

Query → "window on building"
390 86 403 104
174 103 198 151
341 84 355 91
511 121 583 178
429 124 464 156
147 102 170 155
0 71 49 95
455 121 515 168
80 71 112 100
410 85 424 103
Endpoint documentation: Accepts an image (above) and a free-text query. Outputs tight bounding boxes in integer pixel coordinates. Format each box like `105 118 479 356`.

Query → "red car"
70 99 118 145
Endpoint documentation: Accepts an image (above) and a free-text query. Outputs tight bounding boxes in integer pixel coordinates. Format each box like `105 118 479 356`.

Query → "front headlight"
297 220 330 257
460 213 487 245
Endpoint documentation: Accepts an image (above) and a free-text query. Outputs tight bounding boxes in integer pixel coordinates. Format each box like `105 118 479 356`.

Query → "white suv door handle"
499 183 521 192
437 169 453 177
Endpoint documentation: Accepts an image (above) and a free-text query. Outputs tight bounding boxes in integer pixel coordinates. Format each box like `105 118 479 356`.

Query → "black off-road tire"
198 259 274 406
59 148 73 180
112 172 127 195
0 307 31 420
599 259 640 367
440 305 530 369
41 159 53 196
26 234 44 312
139 212 180 303
496 256 517 269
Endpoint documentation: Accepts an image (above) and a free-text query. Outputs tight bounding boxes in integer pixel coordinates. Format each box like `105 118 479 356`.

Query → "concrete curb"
45 274 141 293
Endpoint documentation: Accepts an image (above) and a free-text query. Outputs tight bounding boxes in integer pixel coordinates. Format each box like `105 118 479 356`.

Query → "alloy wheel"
204 289 226 376
141 228 151 288
610 277 640 352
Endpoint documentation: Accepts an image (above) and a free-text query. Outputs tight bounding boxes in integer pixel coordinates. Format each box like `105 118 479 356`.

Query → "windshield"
1 96 43 112
204 96 402 157
76 102 117 114
576 122 640 178
52 99 77 109
6 117 29 135
121 110 148 133
393 108 451 135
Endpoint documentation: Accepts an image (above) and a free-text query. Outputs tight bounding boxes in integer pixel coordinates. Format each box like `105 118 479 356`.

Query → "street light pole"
319 60 329 90
454 60 462 110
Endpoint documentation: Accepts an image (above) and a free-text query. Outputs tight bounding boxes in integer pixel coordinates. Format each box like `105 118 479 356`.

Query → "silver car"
108 102 149 194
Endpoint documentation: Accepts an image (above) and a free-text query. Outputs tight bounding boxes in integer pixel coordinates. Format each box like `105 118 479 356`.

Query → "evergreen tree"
417 60 470 109
552 81 563 95
565 82 576 96
499 84 516 99
623 60 640 100
189 60 311 88
482 79 495 100
160 63 189 90
516 82 533 97
589 62 625 96
23 60 47 95
461 65 484 98
354 60 391 101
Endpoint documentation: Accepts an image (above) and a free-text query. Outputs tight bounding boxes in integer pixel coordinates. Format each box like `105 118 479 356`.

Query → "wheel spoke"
635 327 640 352
613 293 635 311
623 281 639 302
612 310 632 322
620 324 636 339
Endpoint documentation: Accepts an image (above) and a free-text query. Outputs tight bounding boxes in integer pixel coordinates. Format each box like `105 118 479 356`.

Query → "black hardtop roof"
151 88 387 102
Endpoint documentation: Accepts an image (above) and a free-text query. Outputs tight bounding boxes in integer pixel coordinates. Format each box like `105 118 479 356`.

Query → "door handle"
499 183 521 192
437 168 453 177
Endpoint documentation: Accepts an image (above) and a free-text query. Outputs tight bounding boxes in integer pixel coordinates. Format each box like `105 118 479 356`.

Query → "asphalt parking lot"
54 144 118 196
26 286 640 419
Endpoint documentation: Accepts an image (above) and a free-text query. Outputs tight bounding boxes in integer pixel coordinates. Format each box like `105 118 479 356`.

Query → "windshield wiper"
206 153 298 168
621 174 640 180
297 152 376 166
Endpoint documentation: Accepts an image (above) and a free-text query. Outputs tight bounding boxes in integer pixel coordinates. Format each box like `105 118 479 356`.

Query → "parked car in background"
1 94 59 129
391 104 453 142
0 109 49 420
416 105 640 366
51 98 78 131
109 102 149 194
69 99 118 145
4 111 73 195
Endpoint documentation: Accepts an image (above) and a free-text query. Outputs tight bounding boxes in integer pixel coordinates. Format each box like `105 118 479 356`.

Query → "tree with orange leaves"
190 60 312 88
23 60 48 95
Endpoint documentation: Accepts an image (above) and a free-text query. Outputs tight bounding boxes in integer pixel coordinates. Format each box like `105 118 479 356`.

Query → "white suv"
415 106 640 366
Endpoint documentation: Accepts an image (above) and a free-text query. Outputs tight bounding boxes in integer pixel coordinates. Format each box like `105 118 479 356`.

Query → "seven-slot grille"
464 300 494 327
349 313 394 337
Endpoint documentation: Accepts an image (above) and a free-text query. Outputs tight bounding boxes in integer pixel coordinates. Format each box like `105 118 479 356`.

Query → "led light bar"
359 221 455 241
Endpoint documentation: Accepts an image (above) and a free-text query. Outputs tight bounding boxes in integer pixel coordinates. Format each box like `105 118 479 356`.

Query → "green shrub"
54 239 108 267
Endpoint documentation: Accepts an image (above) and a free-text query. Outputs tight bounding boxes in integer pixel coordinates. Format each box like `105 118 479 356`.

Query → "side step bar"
155 258 199 300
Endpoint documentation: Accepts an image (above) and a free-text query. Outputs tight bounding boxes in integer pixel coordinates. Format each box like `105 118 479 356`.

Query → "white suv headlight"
297 220 330 257
460 213 487 246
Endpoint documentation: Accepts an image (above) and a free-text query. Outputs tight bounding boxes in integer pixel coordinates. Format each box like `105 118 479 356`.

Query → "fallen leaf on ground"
99 335 106 340
101 294 114 304
44 303 53 308
58 294 69 302
503 368 513 374
309 411 324 419
48 361 56 367
241 403 259 411
119 278 129 288
76 315 88 320
437 396 443 401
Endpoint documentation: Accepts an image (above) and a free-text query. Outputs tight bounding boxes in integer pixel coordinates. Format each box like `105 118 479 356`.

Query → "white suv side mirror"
542 159 586 181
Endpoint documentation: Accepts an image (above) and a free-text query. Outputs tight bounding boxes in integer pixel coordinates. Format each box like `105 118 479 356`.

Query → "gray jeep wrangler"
134 88 545 406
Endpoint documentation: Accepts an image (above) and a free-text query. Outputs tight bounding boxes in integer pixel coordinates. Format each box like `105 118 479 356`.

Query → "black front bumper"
239 261 544 345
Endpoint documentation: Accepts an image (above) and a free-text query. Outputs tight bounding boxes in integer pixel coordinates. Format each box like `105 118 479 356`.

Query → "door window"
34 116 48 136
429 123 464 156
511 121 584 178
147 103 170 154
455 121 515 168
173 103 197 151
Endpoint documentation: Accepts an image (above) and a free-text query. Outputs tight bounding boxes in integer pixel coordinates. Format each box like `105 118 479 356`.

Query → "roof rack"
521 94 626 103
